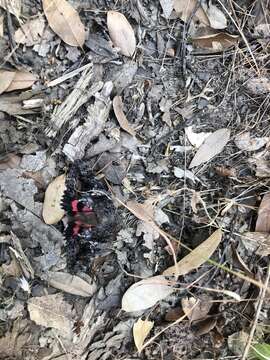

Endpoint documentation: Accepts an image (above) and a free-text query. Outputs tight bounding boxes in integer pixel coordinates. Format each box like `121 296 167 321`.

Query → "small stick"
241 263 270 360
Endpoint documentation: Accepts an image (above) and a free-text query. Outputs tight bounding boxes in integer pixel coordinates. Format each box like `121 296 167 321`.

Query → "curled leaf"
133 318 154 353
122 275 174 312
256 193 270 233
163 229 222 276
107 10 136 57
42 174 66 224
43 0 86 47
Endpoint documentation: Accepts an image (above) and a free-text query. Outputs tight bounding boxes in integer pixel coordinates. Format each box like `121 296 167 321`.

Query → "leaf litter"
0 0 270 359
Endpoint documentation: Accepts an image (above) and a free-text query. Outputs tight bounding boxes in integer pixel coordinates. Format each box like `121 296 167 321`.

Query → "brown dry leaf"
256 193 270 233
235 132 268 151
189 128 230 168
181 296 212 323
107 10 136 57
173 0 209 25
28 293 75 338
215 166 237 178
113 95 136 137
194 317 217 336
122 275 174 312
42 174 66 225
44 271 97 297
192 28 239 51
165 307 184 321
126 200 155 223
0 0 21 17
43 0 86 47
1 70 37 92
133 318 154 353
0 70 15 95
163 229 222 276
241 231 270 257
14 15 45 46
0 153 21 170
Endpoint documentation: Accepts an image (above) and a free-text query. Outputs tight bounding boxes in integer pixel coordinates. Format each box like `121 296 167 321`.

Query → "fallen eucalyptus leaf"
0 71 15 95
192 29 239 52
133 318 154 353
42 174 66 224
235 132 268 151
181 296 212 323
173 0 209 25
28 293 74 338
107 10 136 57
44 271 97 297
185 126 212 148
122 275 174 312
43 0 86 47
0 70 37 93
14 15 45 46
189 128 230 168
113 95 136 137
256 193 270 233
159 0 173 19
202 3 227 29
163 229 222 276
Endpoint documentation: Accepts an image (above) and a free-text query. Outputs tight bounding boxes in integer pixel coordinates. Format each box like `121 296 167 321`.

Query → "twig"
215 0 260 74
241 263 270 360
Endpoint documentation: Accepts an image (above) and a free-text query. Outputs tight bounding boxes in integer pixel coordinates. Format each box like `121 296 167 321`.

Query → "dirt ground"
0 0 270 359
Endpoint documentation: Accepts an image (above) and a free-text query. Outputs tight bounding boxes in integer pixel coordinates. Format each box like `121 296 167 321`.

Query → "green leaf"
252 344 270 360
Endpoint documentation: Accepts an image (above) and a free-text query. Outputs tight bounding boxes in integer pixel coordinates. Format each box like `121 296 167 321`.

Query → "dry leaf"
0 14 4 37
28 293 75 338
241 231 270 257
43 0 86 47
174 167 197 183
0 71 15 95
194 317 217 336
0 0 21 17
113 95 136 137
192 30 239 51
173 0 209 25
44 271 97 297
122 275 174 312
14 15 45 46
185 126 212 148
163 229 222 276
181 296 212 323
245 77 270 95
256 193 270 233
133 318 154 353
0 70 37 92
202 3 227 29
159 0 173 19
0 153 21 170
189 128 230 168
42 174 66 224
235 132 268 151
107 10 136 57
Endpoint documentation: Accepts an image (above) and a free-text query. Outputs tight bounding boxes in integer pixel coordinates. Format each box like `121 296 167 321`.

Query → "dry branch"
45 64 103 137
63 81 113 161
